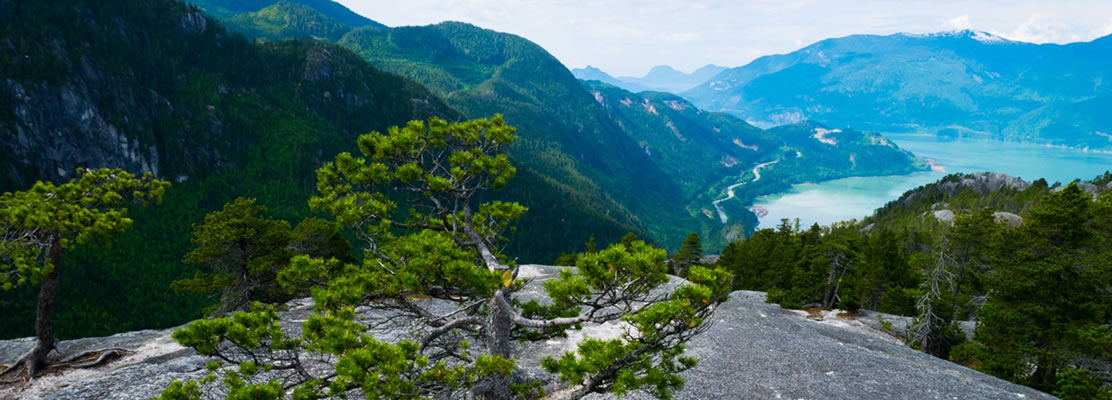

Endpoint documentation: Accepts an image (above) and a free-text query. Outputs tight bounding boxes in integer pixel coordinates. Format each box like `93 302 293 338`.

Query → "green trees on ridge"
716 178 1112 399
157 116 732 399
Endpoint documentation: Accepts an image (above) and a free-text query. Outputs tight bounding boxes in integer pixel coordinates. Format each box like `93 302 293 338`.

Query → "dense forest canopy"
716 173 1112 399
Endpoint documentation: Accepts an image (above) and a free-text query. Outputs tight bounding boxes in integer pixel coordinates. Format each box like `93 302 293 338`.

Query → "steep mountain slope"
336 21 691 242
189 0 383 29
586 81 775 199
584 82 927 247
199 2 695 245
0 0 439 192
0 0 459 340
684 30 1112 148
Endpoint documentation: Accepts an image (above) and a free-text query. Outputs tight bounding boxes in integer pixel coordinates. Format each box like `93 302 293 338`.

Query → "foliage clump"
161 116 731 399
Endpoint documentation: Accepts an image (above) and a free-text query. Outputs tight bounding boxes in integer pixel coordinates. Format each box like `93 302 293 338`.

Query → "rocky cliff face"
2 6 217 190
0 1 446 191
3 48 185 188
0 266 1055 400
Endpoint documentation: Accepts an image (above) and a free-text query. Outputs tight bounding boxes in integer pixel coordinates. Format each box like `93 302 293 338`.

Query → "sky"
335 0 1112 77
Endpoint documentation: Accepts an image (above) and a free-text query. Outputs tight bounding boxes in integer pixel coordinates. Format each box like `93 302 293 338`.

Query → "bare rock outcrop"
993 211 1024 227
0 266 1055 400
939 172 1030 195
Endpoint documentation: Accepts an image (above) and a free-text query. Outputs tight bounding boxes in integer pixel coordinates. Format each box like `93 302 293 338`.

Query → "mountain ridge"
683 30 1112 147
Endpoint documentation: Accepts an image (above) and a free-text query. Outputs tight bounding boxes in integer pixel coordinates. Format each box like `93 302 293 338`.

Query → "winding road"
712 158 781 224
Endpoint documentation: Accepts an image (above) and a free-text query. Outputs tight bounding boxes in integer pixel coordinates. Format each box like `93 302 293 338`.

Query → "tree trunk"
1031 357 1058 391
483 290 516 400
28 239 62 376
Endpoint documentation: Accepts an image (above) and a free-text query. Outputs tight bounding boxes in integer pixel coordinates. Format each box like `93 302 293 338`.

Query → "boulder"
931 209 955 225
993 211 1023 228
698 255 720 265
1052 182 1101 199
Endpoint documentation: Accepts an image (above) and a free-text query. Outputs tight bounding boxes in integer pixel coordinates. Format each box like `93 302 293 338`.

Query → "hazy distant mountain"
620 64 728 93
684 30 1112 149
573 64 727 93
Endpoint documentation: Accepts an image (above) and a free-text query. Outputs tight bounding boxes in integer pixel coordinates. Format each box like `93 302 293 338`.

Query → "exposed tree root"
0 348 130 383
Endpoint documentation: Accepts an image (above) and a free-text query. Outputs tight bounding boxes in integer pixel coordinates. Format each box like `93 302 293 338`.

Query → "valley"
711 158 779 223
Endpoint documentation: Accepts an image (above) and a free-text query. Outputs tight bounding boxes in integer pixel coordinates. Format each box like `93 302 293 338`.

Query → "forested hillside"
584 81 927 247
0 0 461 340
716 172 1112 399
191 0 927 252
193 0 689 247
0 0 657 341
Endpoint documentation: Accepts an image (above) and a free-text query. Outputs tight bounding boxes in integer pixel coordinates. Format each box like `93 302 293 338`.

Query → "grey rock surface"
0 266 1055 400
940 172 1030 195
931 209 955 225
993 211 1024 228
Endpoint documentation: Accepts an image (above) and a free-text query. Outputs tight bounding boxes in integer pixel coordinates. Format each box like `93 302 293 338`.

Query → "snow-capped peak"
969 30 1010 43
903 29 1014 44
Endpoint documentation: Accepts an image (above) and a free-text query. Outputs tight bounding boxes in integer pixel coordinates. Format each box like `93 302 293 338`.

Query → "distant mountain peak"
903 29 1014 44
648 65 680 73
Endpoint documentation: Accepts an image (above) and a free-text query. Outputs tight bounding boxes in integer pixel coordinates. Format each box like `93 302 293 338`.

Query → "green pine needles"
0 168 169 379
159 116 733 400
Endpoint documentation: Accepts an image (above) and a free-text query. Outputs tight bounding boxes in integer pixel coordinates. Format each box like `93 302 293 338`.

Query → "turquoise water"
753 134 1112 228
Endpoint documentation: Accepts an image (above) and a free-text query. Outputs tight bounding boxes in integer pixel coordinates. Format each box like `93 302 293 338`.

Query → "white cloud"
1103 18 1112 36
945 15 973 31
662 32 702 43
1004 14 1086 43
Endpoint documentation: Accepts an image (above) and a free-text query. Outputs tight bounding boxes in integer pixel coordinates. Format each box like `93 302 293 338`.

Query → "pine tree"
0 168 168 379
171 198 296 314
971 184 1112 392
620 232 639 249
671 232 702 277
161 116 732 399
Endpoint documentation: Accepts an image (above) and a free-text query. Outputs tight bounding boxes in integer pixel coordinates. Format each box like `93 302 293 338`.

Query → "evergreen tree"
0 168 168 379
908 237 965 358
971 184 1112 392
620 232 639 249
171 198 295 314
781 224 827 308
851 229 916 314
671 232 702 277
288 218 354 264
161 117 732 400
